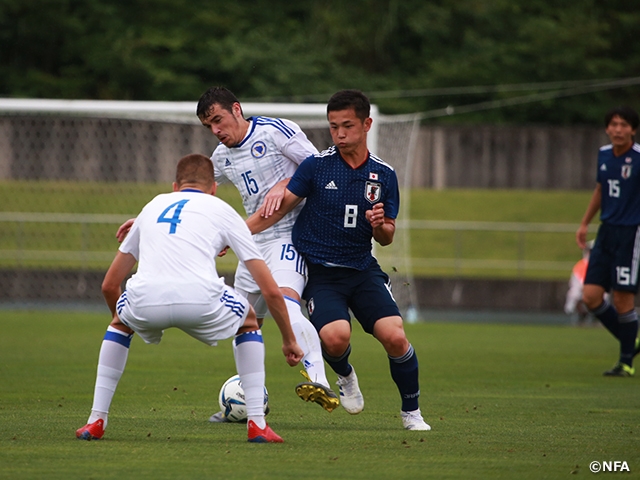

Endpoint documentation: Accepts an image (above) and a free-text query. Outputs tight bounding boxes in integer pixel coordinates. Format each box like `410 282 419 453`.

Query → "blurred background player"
247 90 431 431
576 106 640 377
77 154 303 443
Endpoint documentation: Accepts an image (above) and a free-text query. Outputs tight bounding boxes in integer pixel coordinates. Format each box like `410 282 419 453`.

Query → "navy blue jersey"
287 146 400 270
597 143 640 225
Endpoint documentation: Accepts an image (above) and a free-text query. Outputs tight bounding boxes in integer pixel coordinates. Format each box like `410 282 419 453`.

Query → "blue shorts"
302 262 401 334
584 223 640 293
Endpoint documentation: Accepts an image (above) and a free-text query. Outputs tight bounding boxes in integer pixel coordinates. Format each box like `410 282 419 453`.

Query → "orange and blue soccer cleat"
247 420 284 443
76 419 105 440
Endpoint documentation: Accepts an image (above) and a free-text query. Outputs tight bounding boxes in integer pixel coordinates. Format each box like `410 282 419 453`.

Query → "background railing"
1 212 598 278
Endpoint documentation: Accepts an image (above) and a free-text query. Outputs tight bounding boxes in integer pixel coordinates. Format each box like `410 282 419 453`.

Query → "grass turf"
1 310 638 479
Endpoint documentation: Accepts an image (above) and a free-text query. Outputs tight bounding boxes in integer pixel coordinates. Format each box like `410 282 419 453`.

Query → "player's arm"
576 184 601 249
244 258 303 366
260 178 290 218
260 131 316 218
101 251 137 317
366 202 396 246
246 188 304 234
116 218 136 243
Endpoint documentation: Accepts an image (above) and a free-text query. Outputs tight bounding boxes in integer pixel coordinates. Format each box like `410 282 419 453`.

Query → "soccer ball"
218 375 269 422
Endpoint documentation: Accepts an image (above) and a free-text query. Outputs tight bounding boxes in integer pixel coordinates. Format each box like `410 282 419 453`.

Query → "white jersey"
211 116 318 244
119 189 263 308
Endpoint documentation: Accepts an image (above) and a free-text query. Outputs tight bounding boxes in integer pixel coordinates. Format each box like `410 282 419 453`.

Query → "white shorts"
116 288 250 346
234 237 307 316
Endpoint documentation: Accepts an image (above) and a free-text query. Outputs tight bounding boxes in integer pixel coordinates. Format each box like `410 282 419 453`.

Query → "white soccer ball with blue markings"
218 375 269 422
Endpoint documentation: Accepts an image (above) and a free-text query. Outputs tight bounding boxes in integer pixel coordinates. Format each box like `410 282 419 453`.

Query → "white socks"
87 326 132 428
285 297 330 388
233 330 266 429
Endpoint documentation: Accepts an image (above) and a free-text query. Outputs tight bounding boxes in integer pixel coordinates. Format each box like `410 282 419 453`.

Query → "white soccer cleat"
401 409 431 431
336 368 364 414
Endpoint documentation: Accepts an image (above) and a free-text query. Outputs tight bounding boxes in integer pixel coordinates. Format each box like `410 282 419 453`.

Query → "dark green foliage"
1 0 639 123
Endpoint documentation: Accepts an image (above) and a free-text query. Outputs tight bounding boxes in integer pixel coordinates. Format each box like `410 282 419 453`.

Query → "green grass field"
0 181 594 278
1 310 638 479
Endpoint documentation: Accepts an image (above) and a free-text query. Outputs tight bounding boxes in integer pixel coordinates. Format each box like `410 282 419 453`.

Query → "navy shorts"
302 261 401 335
584 223 640 293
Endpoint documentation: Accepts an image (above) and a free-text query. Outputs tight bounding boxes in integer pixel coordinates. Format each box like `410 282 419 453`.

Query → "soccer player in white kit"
195 87 339 416
76 154 303 443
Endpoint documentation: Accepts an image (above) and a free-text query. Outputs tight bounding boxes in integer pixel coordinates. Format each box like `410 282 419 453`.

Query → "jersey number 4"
157 199 190 234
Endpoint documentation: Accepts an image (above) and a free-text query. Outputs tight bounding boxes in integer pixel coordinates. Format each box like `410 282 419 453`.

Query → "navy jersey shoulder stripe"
633 143 640 153
369 153 395 171
254 116 295 138
315 146 336 159
600 144 613 152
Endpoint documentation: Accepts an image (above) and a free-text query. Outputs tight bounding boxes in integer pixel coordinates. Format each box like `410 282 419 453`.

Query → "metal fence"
1 212 598 277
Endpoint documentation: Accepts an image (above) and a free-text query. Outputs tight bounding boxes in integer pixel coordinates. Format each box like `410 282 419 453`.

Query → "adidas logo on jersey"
325 181 338 190
600 164 607 171
225 158 231 166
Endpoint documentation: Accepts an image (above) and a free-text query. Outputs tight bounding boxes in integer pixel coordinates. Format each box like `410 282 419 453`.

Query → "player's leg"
320 320 365 415
584 283 620 337
582 229 625 353
353 264 430 430
606 290 638 376
601 225 640 376
234 308 283 443
76 316 134 440
304 263 363 414
280 289 331 387
265 240 338 410
76 297 168 440
208 265 264 423
167 288 282 442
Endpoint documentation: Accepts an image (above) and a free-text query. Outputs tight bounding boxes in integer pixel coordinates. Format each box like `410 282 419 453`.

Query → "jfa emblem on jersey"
621 164 632 179
251 141 267 158
307 298 314 316
365 181 381 203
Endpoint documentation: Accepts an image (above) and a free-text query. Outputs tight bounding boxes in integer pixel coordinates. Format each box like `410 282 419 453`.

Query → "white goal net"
0 99 420 316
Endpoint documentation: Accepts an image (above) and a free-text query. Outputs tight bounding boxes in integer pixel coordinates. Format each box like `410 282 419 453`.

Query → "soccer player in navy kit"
247 90 430 430
576 106 640 377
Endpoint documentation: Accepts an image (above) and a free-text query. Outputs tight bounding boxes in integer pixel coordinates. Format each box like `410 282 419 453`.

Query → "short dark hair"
604 106 639 130
196 86 242 118
327 89 370 121
175 154 214 190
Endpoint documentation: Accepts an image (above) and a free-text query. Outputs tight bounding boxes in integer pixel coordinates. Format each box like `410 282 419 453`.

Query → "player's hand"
575 224 588 249
116 218 136 243
218 246 230 257
282 342 304 366
366 203 385 228
260 182 287 218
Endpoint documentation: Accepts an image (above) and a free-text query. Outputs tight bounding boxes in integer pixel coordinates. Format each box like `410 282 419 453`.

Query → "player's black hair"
604 106 639 130
196 86 243 118
176 153 214 189
327 90 370 121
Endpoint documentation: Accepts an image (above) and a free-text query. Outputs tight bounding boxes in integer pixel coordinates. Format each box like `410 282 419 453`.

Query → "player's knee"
109 317 134 335
582 287 605 310
319 323 350 356
238 307 260 334
380 331 409 357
